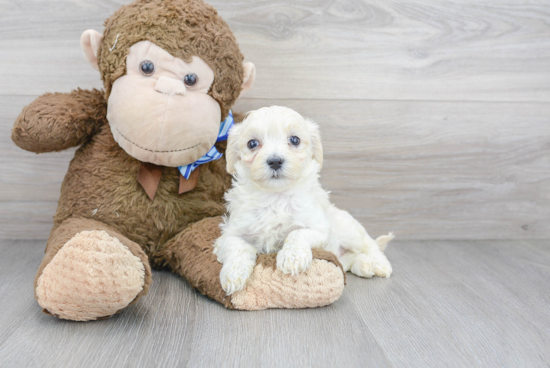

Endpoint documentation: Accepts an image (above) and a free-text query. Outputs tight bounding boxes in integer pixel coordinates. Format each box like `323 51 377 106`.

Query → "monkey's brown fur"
12 0 345 320
99 0 243 119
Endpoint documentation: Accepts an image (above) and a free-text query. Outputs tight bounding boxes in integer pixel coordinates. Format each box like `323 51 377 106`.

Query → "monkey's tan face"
107 41 222 167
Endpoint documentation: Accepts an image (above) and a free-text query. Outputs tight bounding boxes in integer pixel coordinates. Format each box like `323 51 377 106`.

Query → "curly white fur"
214 106 393 295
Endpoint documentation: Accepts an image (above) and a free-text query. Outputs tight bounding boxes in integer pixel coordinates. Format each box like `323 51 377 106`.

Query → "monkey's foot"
231 249 345 310
36 230 146 321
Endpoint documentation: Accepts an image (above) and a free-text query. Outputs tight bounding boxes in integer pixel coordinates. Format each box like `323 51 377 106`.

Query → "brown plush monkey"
11 0 345 321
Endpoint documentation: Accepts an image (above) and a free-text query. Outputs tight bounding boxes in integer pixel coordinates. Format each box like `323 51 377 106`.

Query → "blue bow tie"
178 111 234 180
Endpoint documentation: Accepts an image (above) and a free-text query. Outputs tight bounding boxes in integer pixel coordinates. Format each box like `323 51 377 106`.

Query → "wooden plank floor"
0 240 548 368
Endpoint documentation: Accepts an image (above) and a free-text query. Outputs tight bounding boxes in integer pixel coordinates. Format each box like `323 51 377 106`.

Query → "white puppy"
213 106 393 295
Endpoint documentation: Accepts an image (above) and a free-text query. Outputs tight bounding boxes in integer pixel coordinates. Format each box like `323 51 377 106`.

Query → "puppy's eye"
247 139 259 150
289 136 300 146
140 60 155 76
184 73 198 87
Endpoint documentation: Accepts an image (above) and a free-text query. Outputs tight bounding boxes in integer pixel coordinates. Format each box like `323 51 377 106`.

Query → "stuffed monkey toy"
11 0 345 321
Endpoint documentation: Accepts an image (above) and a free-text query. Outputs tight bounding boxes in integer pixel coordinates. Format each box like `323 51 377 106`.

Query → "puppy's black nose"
267 156 284 171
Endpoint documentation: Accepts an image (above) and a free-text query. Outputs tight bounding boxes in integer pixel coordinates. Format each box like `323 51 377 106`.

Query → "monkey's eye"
247 139 259 150
289 136 300 146
139 60 155 76
184 73 198 87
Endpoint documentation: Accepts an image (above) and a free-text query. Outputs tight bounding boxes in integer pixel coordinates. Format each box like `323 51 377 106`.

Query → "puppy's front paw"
276 247 313 276
351 252 392 278
220 260 254 295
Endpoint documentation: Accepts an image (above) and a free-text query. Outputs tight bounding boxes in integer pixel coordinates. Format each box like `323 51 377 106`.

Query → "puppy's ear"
306 119 323 167
225 124 242 175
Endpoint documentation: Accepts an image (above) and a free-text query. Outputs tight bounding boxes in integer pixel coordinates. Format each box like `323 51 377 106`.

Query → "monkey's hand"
12 88 106 153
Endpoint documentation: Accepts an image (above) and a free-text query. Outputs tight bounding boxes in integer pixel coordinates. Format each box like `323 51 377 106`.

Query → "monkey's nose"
267 156 284 171
154 76 186 96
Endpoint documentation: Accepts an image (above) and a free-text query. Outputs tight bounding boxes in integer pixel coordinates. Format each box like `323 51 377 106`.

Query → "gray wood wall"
1 0 549 240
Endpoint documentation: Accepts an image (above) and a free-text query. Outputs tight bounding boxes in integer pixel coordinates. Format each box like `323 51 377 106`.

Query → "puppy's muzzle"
267 156 284 171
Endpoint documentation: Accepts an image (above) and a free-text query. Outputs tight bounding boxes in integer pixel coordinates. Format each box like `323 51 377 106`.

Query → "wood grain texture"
2 1 549 367
0 0 549 102
0 240 548 367
235 99 550 240
0 0 549 240
2 95 548 239
352 240 550 367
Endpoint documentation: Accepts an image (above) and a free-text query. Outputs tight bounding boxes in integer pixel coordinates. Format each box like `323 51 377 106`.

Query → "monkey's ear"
80 30 103 71
241 62 256 95
306 119 324 167
225 124 242 175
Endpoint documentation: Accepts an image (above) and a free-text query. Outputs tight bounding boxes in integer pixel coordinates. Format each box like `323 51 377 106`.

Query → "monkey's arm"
12 89 106 153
